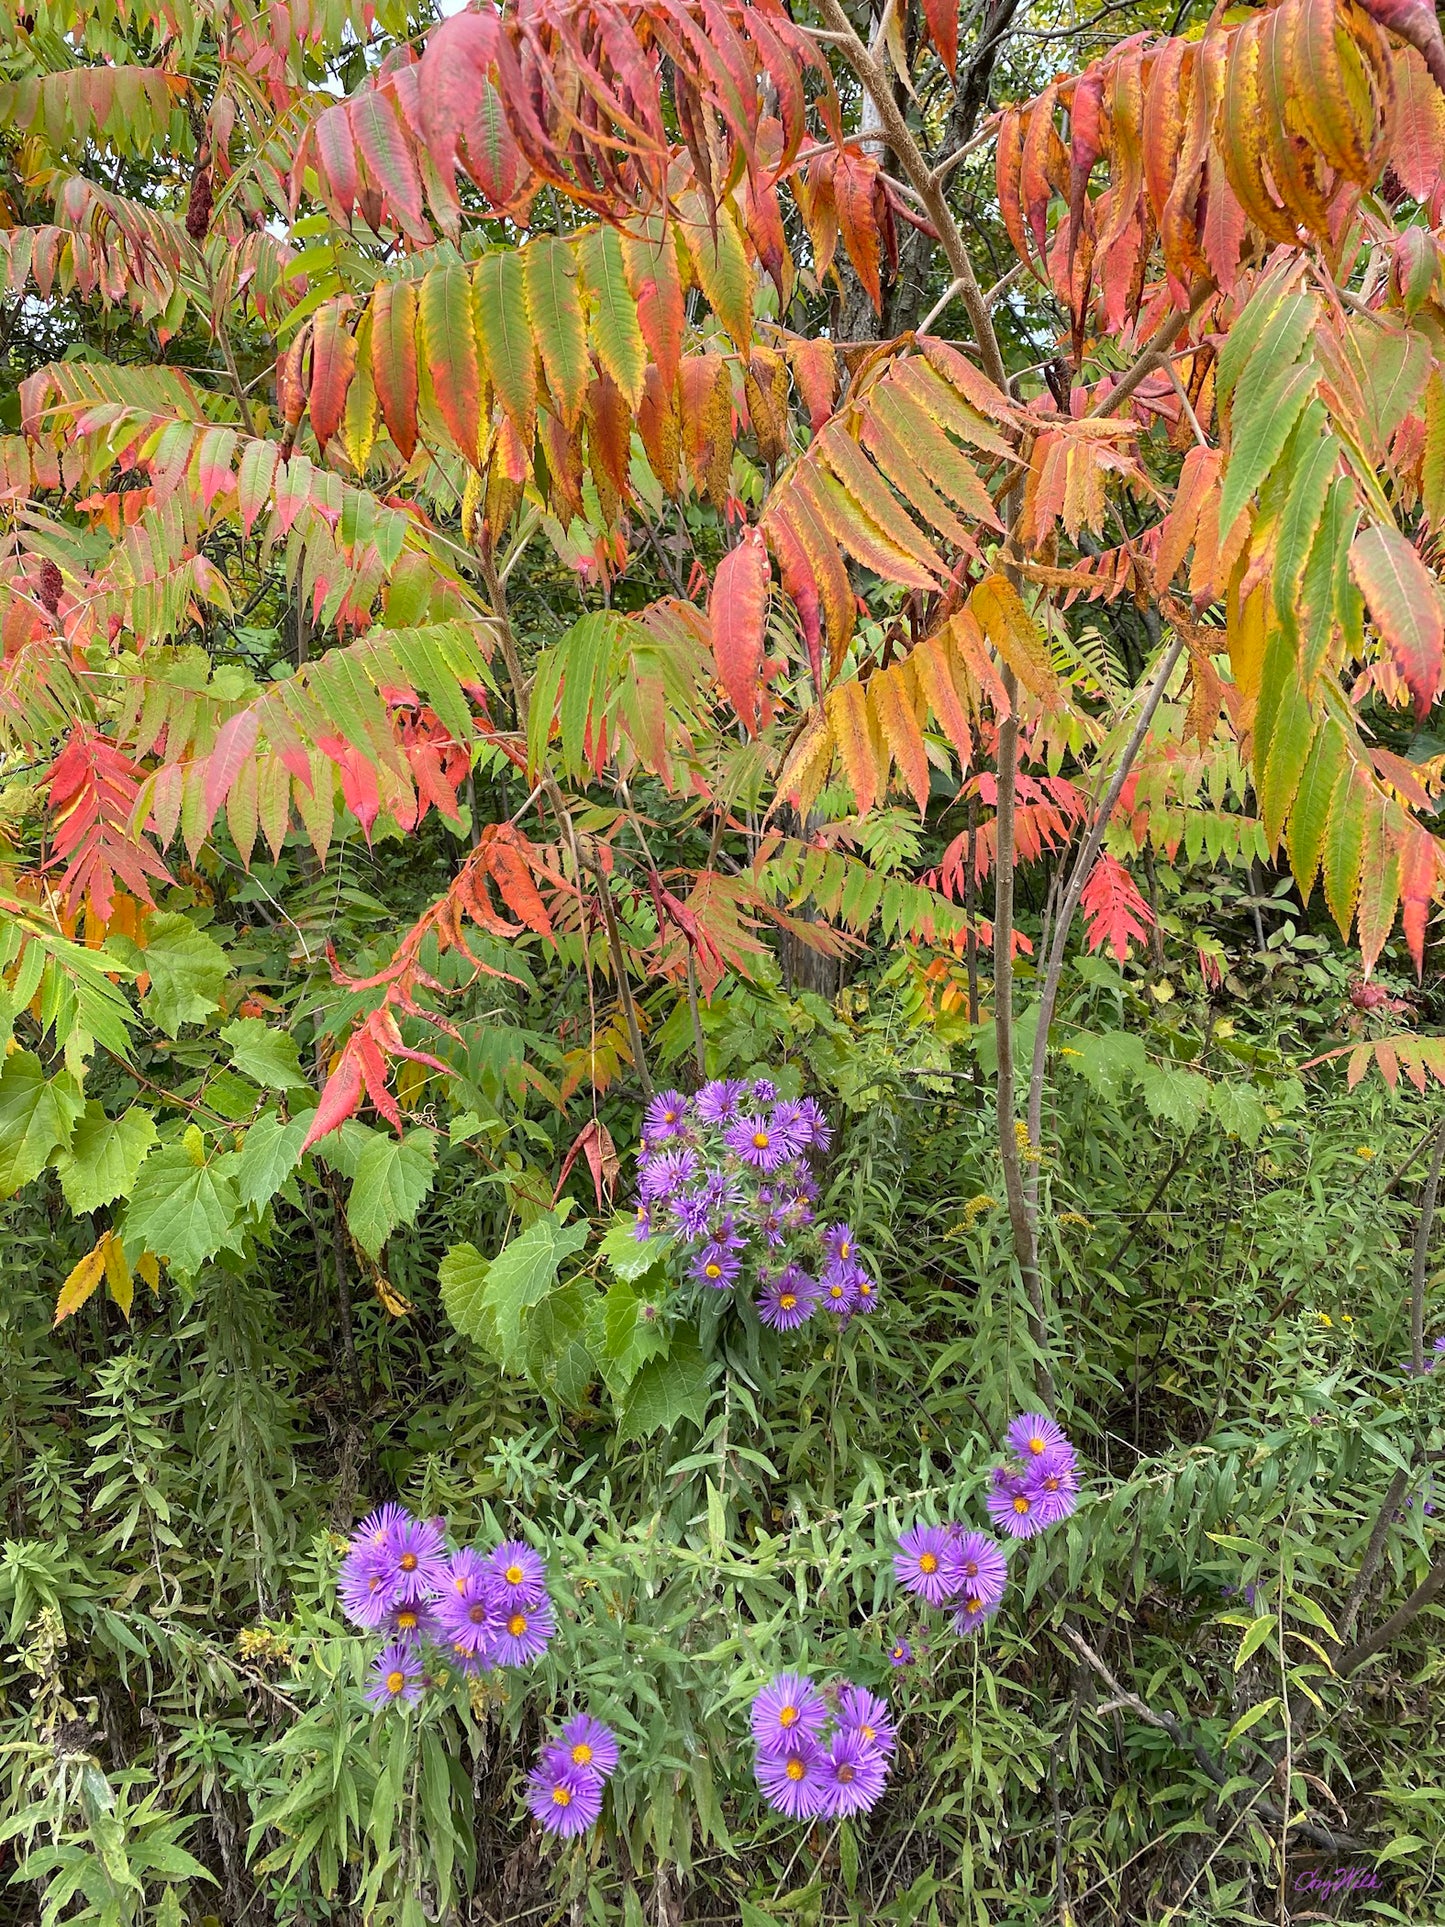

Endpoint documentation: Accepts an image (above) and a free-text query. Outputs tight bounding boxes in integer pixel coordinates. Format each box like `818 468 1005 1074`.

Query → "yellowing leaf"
54 1238 106 1325
102 1230 134 1320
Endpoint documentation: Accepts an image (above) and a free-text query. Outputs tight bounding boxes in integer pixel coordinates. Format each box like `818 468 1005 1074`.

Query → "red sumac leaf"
710 526 770 734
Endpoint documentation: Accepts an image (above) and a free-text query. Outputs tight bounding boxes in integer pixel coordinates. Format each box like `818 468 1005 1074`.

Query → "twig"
1084 285 1213 421
1338 1553 1445 1676
1338 1469 1412 1646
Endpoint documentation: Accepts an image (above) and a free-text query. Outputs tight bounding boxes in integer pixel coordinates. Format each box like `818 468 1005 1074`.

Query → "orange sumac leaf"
309 304 357 452
1350 522 1445 718
371 279 419 461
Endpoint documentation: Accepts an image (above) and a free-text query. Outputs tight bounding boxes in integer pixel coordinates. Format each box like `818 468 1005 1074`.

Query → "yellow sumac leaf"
772 708 836 821
826 678 884 816
54 1239 106 1325
136 1251 161 1294
103 1231 134 1320
869 661 931 813
969 572 1059 702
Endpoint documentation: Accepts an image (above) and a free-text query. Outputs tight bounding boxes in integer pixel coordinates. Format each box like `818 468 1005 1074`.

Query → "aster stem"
1409 1115 1445 1375
992 671 1055 1413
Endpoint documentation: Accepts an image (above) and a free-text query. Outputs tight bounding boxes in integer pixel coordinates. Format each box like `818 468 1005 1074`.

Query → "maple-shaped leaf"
1080 853 1154 962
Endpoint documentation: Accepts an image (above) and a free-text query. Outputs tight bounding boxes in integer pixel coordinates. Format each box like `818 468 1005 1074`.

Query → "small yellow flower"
1355 1146 1377 1159
1318 1313 1333 1328
1058 1211 1094 1230
1015 1121 1043 1163
1341 1313 1354 1326
1059 1045 1083 1058
956 1194 998 1229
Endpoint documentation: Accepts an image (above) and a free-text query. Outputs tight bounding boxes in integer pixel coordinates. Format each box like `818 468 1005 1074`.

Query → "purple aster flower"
338 1543 394 1630
491 1596 556 1666
767 1102 808 1157
526 1755 603 1836
821 1269 860 1318
822 1223 859 1267
888 1637 913 1667
1006 1412 1072 1466
382 1514 450 1603
444 1546 489 1596
675 1192 713 1241
749 1077 779 1103
1026 1455 1080 1528
549 1714 620 1781
351 1502 410 1553
755 1737 827 1820
633 1204 652 1242
441 1638 489 1677
643 1089 690 1142
950 1530 1008 1608
757 1266 819 1331
726 1114 790 1173
695 1078 745 1124
434 1580 501 1660
817 1728 889 1816
691 1243 742 1290
708 1210 746 1248
366 1642 424 1709
952 1589 1003 1636
750 1673 828 1755
484 1540 549 1611
837 1684 896 1759
386 1600 440 1645
894 1524 962 1605
757 1208 788 1249
985 1471 1048 1540
796 1097 832 1150
852 1269 880 1314
639 1147 696 1204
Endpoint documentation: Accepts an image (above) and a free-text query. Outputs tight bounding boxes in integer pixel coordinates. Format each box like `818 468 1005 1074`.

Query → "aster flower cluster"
525 1713 620 1838
633 1078 880 1329
749 1673 894 1821
338 1505 556 1707
893 1414 1081 1644
1403 1333 1445 1375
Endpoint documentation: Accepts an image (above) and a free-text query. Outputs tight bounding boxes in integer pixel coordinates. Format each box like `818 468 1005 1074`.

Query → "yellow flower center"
400 1552 418 1571
786 1758 805 1781
454 1575 467 1593
859 1280 873 1296
1013 1494 1030 1514
386 1670 405 1694
508 1612 527 1637
572 1743 592 1766
397 1610 418 1630
829 1285 844 1299
919 1551 938 1573
839 1241 851 1259
964 1593 982 1614
705 1263 722 1279
664 1109 678 1124
1028 1437 1046 1455
779 1704 798 1727
505 1564 524 1585
861 1724 875 1741
552 1786 572 1808
780 1293 797 1311
753 1132 770 1149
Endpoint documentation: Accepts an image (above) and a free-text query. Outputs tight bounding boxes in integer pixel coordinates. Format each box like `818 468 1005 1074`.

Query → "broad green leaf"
124 1144 244 1278
133 914 228 1037
443 1211 590 1369
616 1327 713 1440
221 1018 310 1091
1137 1063 1209 1135
587 1276 670 1396
346 1129 437 1259
599 1213 673 1282
54 1102 158 1215
1208 1082 1267 1147
1068 1030 1148 1103
525 1280 596 1406
236 1110 311 1211
1226 1697 1280 1746
0 1051 83 1198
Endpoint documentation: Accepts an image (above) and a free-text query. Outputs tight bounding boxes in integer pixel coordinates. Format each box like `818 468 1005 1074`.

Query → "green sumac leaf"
1220 358 1319 540
54 1101 157 1214
580 223 646 408
524 232 588 428
347 1129 437 1259
124 1144 244 1278
0 1050 83 1197
616 1327 713 1441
